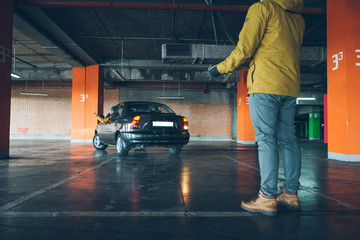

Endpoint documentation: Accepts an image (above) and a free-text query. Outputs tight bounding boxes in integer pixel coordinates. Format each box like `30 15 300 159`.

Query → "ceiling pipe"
17 1 326 15
304 18 326 36
204 0 236 45
205 0 219 45
15 56 38 70
171 0 176 43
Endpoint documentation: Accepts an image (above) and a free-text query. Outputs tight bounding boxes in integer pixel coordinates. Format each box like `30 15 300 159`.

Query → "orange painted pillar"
237 68 255 144
0 0 13 159
327 0 360 161
71 65 104 142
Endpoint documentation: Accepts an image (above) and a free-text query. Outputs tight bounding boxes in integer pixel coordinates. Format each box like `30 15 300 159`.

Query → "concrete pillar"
327 0 360 161
236 68 255 144
0 0 13 159
71 65 104 142
309 112 320 140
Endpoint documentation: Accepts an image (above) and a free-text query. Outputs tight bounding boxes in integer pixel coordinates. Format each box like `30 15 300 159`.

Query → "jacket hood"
273 0 304 13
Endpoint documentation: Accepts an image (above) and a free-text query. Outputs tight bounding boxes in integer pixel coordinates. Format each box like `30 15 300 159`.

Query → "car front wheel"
93 133 108 150
168 146 182 155
116 134 129 156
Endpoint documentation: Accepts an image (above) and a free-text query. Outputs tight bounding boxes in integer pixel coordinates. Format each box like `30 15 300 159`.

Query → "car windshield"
127 103 175 114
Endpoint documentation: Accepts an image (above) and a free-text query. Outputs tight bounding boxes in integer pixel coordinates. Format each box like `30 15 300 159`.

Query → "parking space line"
223 155 360 210
0 158 115 212
298 186 360 210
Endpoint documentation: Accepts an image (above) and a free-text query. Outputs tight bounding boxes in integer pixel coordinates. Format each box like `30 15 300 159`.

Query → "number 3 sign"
332 49 360 70
332 51 343 71
0 44 11 63
356 49 360 67
80 94 88 102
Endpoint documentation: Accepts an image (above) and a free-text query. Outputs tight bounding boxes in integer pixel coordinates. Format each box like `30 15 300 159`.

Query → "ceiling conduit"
16 1 326 15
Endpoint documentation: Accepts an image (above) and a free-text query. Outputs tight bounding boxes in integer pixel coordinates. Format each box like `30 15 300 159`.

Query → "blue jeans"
249 93 301 196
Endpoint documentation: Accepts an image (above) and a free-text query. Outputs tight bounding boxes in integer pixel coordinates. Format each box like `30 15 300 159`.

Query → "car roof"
120 101 168 105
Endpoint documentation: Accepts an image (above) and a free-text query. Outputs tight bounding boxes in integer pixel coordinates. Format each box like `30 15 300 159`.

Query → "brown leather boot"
241 190 277 216
276 187 301 210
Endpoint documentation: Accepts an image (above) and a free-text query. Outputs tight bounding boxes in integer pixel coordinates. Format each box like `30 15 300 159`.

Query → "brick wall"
10 83 233 140
166 103 231 137
103 88 119 115
11 83 72 137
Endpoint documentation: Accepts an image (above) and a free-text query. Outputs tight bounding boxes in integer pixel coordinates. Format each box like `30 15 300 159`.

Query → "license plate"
153 121 173 127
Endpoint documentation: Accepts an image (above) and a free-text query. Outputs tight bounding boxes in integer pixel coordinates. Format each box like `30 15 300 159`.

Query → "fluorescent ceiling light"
11 73 20 78
158 96 184 100
20 92 49 96
297 97 316 100
20 81 49 96
296 97 316 104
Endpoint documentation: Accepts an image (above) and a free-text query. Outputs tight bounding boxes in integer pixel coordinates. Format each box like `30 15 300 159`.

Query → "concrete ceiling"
11 0 327 91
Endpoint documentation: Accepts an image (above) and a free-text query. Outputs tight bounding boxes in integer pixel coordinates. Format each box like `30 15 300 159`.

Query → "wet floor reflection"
180 165 190 204
66 144 98 211
179 143 259 211
1 140 360 239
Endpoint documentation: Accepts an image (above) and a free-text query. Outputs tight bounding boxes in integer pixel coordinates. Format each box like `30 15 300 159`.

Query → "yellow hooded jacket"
216 0 305 97
95 114 112 124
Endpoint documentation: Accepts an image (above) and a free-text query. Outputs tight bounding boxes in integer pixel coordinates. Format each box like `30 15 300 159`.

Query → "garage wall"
165 103 232 139
10 82 72 138
119 87 236 140
10 82 236 140
10 82 119 139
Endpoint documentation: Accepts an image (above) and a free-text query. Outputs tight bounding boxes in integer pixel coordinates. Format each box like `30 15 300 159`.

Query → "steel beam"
16 1 326 15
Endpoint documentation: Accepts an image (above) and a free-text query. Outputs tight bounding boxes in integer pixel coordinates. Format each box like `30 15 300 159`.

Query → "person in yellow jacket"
209 0 305 216
93 106 117 124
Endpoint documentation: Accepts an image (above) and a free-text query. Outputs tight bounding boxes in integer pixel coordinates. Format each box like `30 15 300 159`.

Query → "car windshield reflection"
127 103 175 114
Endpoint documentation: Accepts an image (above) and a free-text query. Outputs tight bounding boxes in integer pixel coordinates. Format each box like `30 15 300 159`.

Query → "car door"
98 119 114 143
96 122 107 142
102 104 125 144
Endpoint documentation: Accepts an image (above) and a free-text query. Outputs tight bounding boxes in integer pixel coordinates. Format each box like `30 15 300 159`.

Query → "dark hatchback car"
93 101 190 156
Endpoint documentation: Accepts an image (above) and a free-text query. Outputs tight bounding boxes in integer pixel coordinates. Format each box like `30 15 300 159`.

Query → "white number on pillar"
356 49 360 67
332 51 344 71
238 98 241 106
80 94 88 102
339 51 344 61
0 44 10 63
246 96 250 105
332 54 338 71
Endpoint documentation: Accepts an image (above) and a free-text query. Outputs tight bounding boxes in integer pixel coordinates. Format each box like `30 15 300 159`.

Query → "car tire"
93 133 108 150
168 146 182 155
116 134 129 156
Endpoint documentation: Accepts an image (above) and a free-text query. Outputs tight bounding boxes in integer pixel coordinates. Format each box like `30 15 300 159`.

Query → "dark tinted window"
116 104 124 116
127 103 175 114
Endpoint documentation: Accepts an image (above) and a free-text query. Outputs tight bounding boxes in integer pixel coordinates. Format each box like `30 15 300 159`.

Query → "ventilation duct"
162 43 234 64
162 44 327 67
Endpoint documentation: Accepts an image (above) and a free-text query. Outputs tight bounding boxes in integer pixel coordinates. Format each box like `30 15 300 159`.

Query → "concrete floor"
0 140 359 240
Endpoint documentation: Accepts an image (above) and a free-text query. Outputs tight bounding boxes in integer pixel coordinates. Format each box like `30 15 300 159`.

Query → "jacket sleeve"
102 115 113 123
217 3 268 74
95 115 106 123
96 114 113 124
